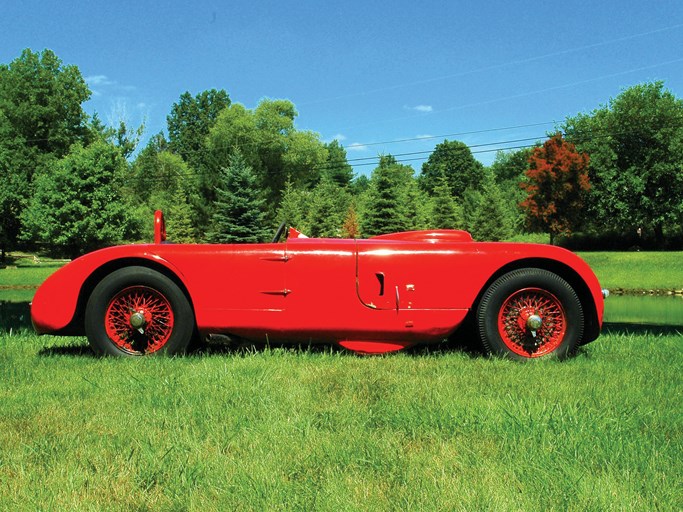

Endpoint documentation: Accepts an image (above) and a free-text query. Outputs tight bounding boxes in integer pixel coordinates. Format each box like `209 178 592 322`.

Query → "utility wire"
133 122 679 183
298 23 683 106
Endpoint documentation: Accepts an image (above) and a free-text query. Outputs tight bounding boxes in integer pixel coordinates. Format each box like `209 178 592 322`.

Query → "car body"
32 212 606 359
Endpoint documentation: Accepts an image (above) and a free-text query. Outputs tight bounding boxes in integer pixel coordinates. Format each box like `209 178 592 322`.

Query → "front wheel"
476 269 584 360
85 267 194 356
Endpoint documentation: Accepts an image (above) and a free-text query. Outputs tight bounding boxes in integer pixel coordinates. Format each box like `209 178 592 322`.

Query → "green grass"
0 265 62 288
578 252 683 291
1 331 681 510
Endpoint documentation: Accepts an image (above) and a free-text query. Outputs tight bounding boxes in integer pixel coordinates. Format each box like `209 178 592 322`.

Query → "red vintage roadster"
31 211 606 360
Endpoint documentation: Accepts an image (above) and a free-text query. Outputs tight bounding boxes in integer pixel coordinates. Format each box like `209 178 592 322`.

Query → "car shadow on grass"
36 323 677 359
191 333 484 358
38 342 96 357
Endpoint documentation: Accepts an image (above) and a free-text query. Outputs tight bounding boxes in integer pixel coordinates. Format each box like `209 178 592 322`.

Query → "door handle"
376 272 385 296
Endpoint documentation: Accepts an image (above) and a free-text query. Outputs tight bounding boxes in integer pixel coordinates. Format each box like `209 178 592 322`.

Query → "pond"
2 294 683 334
602 294 683 327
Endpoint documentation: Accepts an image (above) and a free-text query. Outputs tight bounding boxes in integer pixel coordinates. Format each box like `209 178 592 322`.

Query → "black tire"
476 268 583 360
85 266 194 357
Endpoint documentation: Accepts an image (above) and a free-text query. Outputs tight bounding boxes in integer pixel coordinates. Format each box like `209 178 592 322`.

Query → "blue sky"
2 1 682 175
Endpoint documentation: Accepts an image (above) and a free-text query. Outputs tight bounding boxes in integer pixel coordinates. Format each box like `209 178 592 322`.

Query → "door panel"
356 242 480 310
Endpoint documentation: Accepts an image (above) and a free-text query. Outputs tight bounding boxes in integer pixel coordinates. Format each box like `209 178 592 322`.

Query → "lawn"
578 251 683 291
0 330 680 510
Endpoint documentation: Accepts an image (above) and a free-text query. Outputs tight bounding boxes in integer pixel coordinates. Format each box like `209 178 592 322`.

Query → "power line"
134 125 638 183
339 121 555 149
298 23 683 107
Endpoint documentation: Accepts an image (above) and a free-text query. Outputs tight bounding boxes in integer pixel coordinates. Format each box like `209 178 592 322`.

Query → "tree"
563 81 683 246
341 205 361 238
0 48 91 255
206 99 328 212
0 49 90 158
307 178 348 237
276 179 310 233
21 141 136 257
361 155 415 236
208 151 270 243
489 147 536 234
420 139 487 199
469 178 513 241
0 112 27 260
520 133 590 244
167 89 230 171
322 140 354 188
166 186 196 244
430 171 462 229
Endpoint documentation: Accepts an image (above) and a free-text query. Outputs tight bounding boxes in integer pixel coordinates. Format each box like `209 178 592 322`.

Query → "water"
603 294 683 327
2 294 683 334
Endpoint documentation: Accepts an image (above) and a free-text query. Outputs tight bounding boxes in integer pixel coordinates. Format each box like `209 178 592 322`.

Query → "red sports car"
31 211 607 360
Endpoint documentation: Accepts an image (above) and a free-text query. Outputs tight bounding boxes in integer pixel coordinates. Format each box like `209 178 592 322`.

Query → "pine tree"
307 178 347 237
470 178 513 241
362 156 413 236
323 140 354 187
209 151 270 243
430 172 462 229
276 178 309 233
167 186 196 243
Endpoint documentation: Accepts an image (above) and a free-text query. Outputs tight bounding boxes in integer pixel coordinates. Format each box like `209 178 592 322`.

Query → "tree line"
1 49 682 259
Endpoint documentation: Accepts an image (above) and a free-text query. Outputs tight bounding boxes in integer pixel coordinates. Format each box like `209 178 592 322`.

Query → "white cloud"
415 134 434 139
404 104 433 113
85 75 115 86
346 143 368 152
324 133 347 144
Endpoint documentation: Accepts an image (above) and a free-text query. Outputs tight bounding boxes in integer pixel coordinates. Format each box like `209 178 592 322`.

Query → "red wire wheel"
104 286 175 355
477 268 584 360
497 287 566 357
85 267 194 357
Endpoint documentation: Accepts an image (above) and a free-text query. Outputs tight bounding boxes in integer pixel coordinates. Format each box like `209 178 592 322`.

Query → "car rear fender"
472 256 604 344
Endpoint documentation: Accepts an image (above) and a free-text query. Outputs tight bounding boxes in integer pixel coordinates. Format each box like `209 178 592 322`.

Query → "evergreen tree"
323 140 354 187
166 186 196 243
307 178 348 237
430 172 462 229
470 178 513 241
209 151 270 243
362 156 413 236
276 178 310 233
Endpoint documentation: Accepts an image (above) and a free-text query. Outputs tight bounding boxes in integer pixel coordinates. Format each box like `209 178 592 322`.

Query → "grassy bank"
578 251 683 291
0 330 681 510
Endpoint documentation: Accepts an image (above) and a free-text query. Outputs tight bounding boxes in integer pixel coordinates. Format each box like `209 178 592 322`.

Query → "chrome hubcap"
129 311 146 330
526 314 543 331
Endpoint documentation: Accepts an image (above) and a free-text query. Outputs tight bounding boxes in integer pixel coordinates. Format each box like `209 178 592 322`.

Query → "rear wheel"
477 268 583 360
85 267 194 356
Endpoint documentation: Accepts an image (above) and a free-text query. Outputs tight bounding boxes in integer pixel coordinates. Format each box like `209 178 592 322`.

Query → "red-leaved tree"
520 133 590 244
